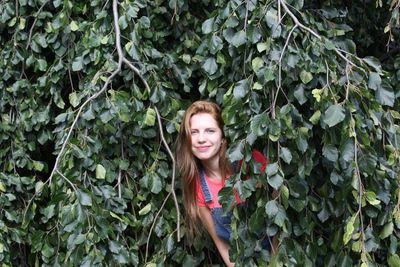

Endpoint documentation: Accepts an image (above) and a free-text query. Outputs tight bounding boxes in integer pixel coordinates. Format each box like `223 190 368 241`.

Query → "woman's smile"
190 112 223 162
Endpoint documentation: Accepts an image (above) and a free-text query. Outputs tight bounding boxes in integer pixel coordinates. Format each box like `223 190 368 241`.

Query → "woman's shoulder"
230 149 268 173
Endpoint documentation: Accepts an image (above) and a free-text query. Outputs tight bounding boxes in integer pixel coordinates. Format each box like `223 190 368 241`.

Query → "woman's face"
189 112 223 163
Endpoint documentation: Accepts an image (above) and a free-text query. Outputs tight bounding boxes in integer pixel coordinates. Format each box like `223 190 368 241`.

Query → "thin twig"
278 24 297 88
48 67 121 183
22 178 50 224
26 0 49 50
278 0 360 70
15 0 19 18
123 53 182 243
351 116 366 254
272 24 296 119
48 0 181 244
277 0 281 22
68 68 75 92
56 170 78 193
145 191 172 262
48 0 124 184
155 107 180 241
345 58 351 101
244 0 249 32
117 140 124 198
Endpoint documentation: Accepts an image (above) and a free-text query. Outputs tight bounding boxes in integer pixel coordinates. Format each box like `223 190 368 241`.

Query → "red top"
196 149 268 208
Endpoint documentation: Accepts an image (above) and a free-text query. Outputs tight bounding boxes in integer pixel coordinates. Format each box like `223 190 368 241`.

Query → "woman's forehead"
190 112 219 128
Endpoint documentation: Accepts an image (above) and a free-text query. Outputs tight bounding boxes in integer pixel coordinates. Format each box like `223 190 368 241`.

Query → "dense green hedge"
0 0 399 266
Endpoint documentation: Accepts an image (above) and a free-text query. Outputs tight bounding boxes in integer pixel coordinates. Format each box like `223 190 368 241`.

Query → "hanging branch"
48 60 122 184
351 115 367 257
278 0 361 70
26 0 50 50
47 0 181 242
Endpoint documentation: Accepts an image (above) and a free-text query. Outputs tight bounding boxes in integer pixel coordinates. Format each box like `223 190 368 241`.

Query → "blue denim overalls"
199 168 232 241
199 168 271 251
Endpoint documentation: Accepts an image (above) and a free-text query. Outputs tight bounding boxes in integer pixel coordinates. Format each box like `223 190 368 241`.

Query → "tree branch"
26 0 49 50
278 0 361 70
48 0 181 243
48 67 121 184
155 107 180 241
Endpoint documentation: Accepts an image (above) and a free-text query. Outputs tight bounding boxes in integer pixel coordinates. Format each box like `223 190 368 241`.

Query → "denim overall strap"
199 168 213 203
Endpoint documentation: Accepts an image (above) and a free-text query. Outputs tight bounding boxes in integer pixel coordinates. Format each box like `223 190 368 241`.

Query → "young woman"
176 100 272 266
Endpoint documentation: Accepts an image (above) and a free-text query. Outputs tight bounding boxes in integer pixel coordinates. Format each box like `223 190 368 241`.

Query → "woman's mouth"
196 146 210 152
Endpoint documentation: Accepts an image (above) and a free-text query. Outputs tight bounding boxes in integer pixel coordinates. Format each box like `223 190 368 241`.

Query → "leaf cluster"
0 0 399 266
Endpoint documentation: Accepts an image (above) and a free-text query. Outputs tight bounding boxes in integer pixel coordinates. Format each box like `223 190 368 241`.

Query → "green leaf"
218 187 236 214
253 82 263 90
376 84 395 107
228 142 244 161
268 174 283 190
234 179 255 200
0 181 5 192
363 56 382 72
144 107 156 126
32 160 45 171
266 162 279 176
340 140 355 162
70 20 79 31
280 147 292 164
42 243 55 258
379 222 393 239
37 59 47 71
202 17 214 34
251 57 264 72
249 207 264 233
256 42 269 52
323 104 345 127
265 9 278 27
69 92 80 108
265 200 279 218
72 57 83 71
209 35 223 54
324 39 336 50
139 203 152 216
202 57 218 75
233 79 249 99
231 30 247 47
364 191 381 206
250 113 268 136
150 174 162 194
330 172 343 185
166 235 175 254
82 107 95 121
96 164 106 179
294 85 307 105
274 208 287 227
322 145 339 162
309 110 321 124
388 255 400 267
42 204 56 222
343 214 356 245
300 70 313 84
77 190 92 206
118 15 128 30
368 72 381 90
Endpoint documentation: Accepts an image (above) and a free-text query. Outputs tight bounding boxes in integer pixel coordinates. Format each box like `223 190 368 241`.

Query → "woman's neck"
201 159 222 181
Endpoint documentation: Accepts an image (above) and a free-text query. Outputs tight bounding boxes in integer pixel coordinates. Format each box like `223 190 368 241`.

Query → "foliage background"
0 0 399 266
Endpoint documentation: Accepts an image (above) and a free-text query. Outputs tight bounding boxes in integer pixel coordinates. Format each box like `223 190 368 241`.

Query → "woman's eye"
207 129 215 133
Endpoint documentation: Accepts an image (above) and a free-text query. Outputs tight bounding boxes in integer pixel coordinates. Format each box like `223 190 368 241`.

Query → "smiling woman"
176 100 274 266
190 112 223 164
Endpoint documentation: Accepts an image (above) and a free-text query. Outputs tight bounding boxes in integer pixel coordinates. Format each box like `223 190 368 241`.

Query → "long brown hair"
176 100 231 239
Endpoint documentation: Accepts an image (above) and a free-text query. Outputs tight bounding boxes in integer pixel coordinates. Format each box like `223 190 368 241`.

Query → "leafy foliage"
0 0 399 266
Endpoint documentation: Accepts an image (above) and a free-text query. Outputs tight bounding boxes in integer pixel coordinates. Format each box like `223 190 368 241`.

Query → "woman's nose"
198 132 205 142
